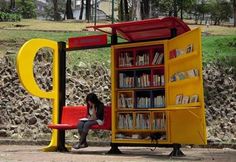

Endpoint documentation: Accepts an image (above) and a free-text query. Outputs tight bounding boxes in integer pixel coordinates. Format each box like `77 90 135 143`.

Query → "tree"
233 0 236 26
79 0 84 20
53 0 61 21
17 0 36 18
118 0 129 21
10 0 15 11
65 0 73 19
141 0 150 19
85 0 91 22
135 0 141 20
209 0 232 25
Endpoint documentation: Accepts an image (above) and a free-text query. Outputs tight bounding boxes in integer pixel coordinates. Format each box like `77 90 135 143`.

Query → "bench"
48 106 111 130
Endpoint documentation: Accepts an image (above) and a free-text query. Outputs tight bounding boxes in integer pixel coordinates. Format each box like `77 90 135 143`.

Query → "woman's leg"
79 120 98 147
73 121 85 149
77 121 85 134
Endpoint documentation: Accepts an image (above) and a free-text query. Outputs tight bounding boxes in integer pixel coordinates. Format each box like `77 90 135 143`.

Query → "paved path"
0 145 235 162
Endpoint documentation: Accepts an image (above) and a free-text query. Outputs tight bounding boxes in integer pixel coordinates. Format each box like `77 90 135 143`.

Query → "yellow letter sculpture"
16 39 59 151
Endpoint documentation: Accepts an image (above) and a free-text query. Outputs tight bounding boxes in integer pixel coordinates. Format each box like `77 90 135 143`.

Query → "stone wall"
0 52 235 144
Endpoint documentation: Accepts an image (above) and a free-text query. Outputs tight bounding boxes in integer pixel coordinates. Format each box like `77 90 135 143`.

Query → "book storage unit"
111 28 207 145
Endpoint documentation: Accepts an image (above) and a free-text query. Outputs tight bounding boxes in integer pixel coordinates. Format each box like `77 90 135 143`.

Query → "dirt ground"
0 145 235 162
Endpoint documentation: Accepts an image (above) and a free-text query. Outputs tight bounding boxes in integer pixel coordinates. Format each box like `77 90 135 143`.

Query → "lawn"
1 19 236 67
202 35 236 62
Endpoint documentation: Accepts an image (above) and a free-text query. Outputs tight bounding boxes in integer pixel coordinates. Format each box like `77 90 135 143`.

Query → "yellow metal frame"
111 28 207 145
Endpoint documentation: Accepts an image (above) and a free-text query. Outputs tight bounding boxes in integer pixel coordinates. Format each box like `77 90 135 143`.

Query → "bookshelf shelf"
117 64 164 71
116 129 166 133
168 51 197 65
117 86 165 91
167 76 199 87
168 102 201 108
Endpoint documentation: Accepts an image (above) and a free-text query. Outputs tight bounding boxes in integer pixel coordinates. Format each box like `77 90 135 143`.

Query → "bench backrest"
61 106 87 127
61 106 111 130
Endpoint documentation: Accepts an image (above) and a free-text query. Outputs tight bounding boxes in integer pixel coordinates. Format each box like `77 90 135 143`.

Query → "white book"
161 75 165 86
186 69 196 78
152 51 160 65
156 53 164 64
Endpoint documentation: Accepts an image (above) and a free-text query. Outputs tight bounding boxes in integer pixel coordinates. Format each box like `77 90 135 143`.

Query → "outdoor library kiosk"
16 17 207 156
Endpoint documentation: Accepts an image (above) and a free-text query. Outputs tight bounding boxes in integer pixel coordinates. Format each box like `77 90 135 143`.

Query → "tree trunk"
173 0 178 17
234 0 236 27
79 0 84 20
119 0 124 21
131 0 136 20
142 0 149 19
149 0 152 18
66 0 74 19
10 0 15 10
53 0 60 21
180 0 183 19
124 0 129 21
86 0 91 22
136 0 142 20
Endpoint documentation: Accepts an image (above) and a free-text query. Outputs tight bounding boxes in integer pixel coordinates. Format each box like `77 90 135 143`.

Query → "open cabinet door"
166 28 207 144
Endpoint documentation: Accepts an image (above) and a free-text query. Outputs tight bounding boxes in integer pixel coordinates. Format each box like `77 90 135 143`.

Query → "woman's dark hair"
86 93 102 107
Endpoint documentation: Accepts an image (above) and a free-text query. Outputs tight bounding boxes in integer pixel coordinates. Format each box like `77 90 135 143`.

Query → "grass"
1 19 236 67
202 35 236 62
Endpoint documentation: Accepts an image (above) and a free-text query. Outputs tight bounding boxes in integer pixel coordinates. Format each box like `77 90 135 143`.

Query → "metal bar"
57 41 67 152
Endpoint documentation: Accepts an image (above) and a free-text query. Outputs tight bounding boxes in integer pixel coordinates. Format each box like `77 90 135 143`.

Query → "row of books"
118 94 133 108
117 113 166 130
136 97 151 108
118 95 165 109
119 73 165 88
153 74 165 86
136 53 149 66
118 114 133 129
118 51 164 67
119 73 134 88
115 133 167 140
176 94 199 104
136 114 150 129
153 113 166 129
118 52 133 67
153 95 165 107
169 44 193 59
137 74 150 87
170 69 198 82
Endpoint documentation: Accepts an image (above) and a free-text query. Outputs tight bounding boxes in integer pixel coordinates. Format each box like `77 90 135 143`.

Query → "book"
190 94 198 103
176 94 183 104
80 118 94 121
156 53 164 64
186 44 193 53
182 96 189 104
152 51 160 64
169 50 176 59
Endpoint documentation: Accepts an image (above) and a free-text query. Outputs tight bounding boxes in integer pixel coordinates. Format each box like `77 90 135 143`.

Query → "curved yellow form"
16 39 59 151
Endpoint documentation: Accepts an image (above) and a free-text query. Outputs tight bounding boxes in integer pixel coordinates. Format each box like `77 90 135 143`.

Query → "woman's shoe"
72 142 81 149
79 142 88 148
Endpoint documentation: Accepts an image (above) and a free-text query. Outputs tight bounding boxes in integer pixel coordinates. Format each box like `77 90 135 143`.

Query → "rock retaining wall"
0 53 235 144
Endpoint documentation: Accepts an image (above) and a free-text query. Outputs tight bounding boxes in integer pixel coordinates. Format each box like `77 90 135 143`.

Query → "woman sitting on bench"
73 93 104 149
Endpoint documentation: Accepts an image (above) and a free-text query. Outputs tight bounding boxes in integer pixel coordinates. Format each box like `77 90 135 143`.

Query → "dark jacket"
87 102 104 121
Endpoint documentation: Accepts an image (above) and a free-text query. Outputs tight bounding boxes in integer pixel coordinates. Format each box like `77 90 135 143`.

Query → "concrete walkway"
0 145 235 162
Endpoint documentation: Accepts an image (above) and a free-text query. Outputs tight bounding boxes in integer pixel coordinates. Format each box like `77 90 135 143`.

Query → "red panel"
68 34 107 48
87 17 190 42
